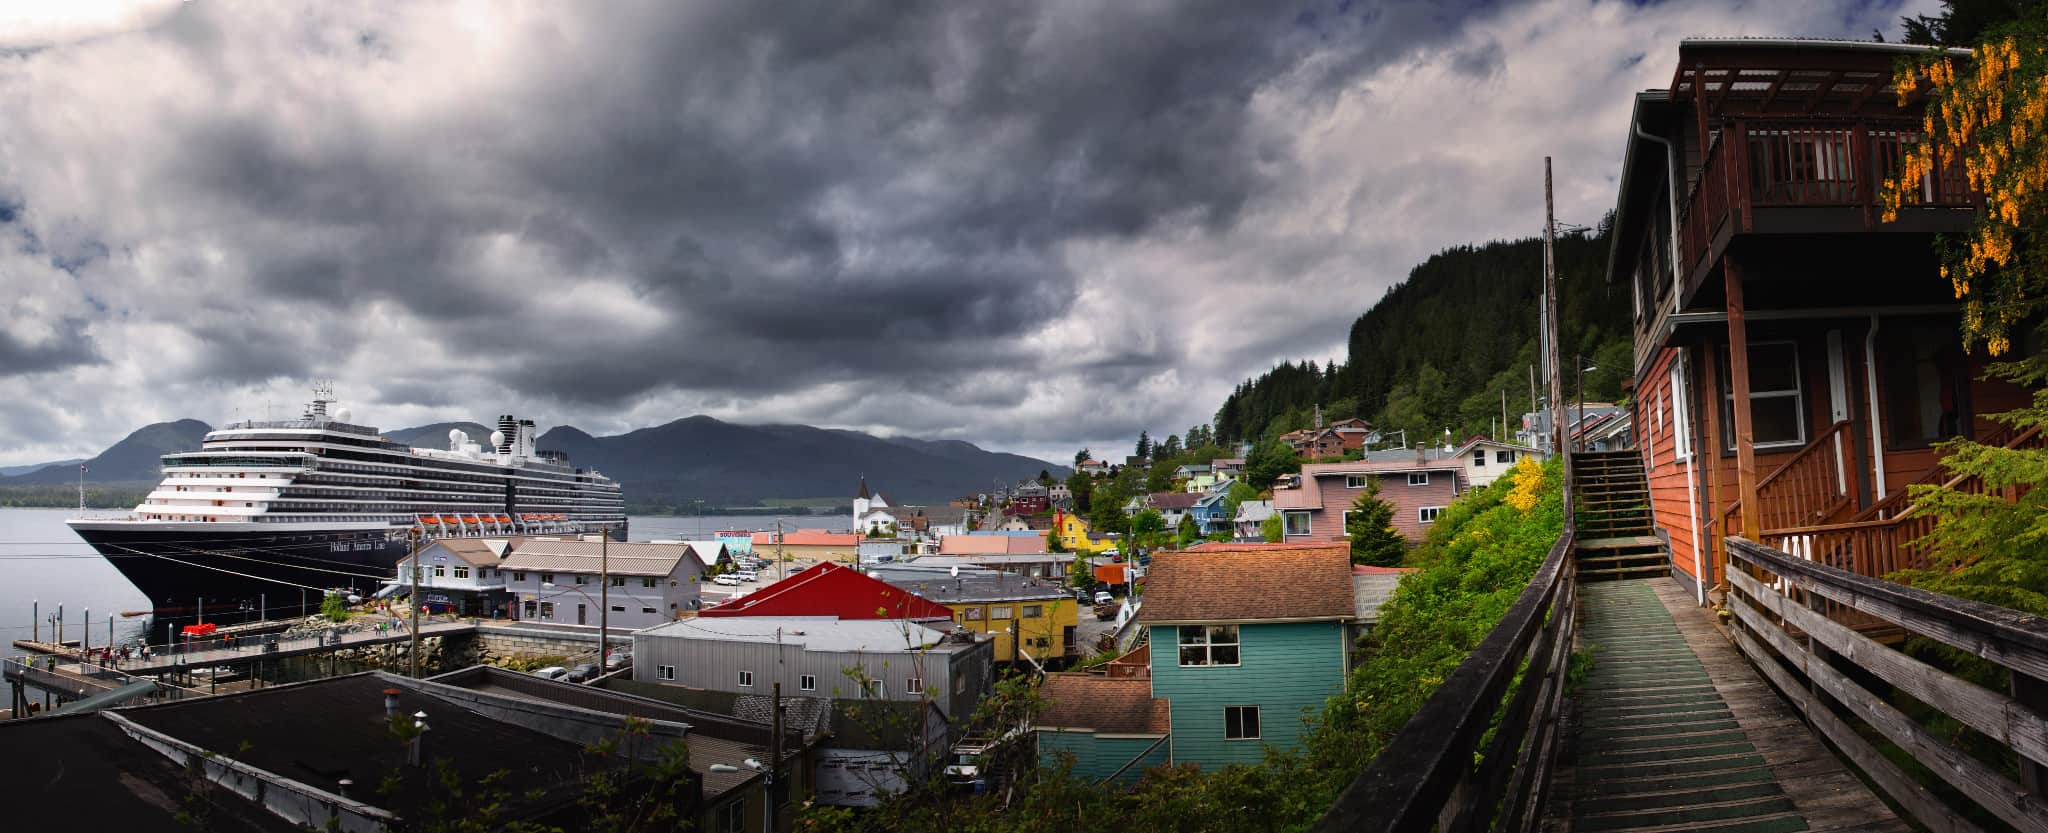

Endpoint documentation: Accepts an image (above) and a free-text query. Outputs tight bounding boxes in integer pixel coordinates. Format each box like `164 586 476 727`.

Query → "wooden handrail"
1855 423 2043 521
1720 420 1854 530
1312 522 1577 833
1724 536 2048 832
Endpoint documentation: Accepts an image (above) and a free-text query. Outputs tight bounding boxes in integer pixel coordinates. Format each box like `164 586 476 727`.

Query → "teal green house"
1034 543 1361 779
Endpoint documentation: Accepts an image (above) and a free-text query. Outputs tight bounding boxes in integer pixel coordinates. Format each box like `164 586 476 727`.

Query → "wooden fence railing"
1725 537 2048 833
1311 522 1577 833
1720 420 1855 538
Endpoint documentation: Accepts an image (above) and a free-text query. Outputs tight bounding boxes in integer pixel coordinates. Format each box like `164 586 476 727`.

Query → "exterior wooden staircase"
1572 450 1667 581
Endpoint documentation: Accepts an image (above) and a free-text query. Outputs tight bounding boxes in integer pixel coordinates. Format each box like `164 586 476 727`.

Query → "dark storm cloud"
0 0 1937 464
0 317 98 376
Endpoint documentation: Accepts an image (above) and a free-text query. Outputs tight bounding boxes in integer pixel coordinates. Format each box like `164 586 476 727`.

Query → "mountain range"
0 416 1063 511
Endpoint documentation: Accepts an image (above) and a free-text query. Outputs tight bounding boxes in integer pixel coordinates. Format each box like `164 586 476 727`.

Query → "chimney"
383 687 401 718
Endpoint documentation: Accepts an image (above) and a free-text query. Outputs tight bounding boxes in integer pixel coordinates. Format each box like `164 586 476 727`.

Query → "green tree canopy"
1345 478 1406 567
1244 436 1301 490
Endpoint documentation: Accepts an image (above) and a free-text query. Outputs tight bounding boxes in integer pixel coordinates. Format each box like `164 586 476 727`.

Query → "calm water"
0 508 845 647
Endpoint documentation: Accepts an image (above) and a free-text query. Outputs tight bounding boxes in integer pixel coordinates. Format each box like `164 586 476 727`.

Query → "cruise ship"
67 390 626 624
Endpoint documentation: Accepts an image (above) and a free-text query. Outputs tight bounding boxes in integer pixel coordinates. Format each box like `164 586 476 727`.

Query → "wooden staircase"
1572 450 1668 581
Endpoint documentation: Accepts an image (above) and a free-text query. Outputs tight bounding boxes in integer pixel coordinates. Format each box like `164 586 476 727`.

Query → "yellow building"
871 565 1080 663
1052 512 1119 554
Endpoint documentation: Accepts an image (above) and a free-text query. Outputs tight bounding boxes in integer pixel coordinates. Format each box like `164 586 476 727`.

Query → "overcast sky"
0 0 1938 466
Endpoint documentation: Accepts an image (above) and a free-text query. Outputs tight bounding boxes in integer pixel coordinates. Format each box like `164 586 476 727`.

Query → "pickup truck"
1094 602 1119 621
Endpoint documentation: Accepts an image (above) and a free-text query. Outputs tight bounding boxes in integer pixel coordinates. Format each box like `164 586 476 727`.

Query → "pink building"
1272 458 1464 544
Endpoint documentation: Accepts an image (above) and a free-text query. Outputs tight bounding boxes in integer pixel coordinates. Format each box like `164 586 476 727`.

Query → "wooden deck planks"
1546 578 1911 833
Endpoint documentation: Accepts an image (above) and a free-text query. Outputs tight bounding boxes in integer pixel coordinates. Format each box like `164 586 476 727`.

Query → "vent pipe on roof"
383 687 401 718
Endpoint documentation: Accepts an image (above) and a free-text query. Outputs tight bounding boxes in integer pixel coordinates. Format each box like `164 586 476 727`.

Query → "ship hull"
69 521 626 628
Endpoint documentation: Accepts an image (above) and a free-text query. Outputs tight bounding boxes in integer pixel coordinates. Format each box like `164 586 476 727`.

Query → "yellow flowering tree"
1882 15 2048 355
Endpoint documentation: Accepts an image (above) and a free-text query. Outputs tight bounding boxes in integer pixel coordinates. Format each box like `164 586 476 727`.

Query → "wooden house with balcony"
1609 38 2036 602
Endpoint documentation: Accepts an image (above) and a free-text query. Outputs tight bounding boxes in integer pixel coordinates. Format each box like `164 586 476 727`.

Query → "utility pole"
1543 157 1566 466
776 519 786 581
768 681 784 833
409 528 422 678
599 525 610 668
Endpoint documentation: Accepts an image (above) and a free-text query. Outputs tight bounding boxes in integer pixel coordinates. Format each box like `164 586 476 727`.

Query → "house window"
909 677 924 694
538 601 554 618
1345 474 1370 489
962 606 985 621
540 573 554 584
1178 625 1241 666
1671 360 1692 461
522 600 536 617
991 605 1014 620
714 801 744 833
612 576 626 587
1472 450 1486 467
1225 705 1262 740
1722 341 1807 450
865 679 885 698
611 605 625 613
1885 319 1970 450
659 665 675 681
574 575 589 585
641 606 656 614
641 577 657 588
1495 450 1516 464
1022 604 1043 618
432 564 445 577
1282 511 1310 537
801 674 816 691
738 670 754 687
1419 506 1445 524
453 566 469 579
1407 473 1429 486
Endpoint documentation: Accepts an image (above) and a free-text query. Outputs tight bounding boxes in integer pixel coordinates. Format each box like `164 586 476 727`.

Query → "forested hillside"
1215 225 1632 445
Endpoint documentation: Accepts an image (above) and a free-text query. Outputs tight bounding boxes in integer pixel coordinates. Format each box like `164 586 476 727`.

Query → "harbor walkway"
1552 579 1910 833
10 619 477 677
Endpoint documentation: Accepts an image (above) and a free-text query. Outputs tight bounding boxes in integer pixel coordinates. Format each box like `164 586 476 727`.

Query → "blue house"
1185 486 1235 536
1033 543 1360 777
1144 543 1356 767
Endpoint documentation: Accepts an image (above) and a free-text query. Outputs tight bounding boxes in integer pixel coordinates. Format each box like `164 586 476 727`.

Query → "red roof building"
697 562 954 621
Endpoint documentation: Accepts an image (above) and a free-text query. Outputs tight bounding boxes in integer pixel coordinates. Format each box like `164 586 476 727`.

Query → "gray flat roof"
866 565 1069 604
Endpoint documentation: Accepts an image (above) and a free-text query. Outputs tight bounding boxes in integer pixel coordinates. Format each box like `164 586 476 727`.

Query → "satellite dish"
447 428 467 447
488 430 505 448
334 407 351 423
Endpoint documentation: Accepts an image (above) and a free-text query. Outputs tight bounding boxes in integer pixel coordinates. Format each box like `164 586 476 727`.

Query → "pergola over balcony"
1666 40 1979 293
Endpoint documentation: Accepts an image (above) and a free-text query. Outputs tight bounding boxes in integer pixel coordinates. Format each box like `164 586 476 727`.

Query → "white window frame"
1472 450 1486 467
1345 474 1370 489
1418 506 1445 524
738 670 754 687
991 605 1014 620
1724 340 1808 450
909 676 924 694
658 665 675 681
1407 472 1429 486
1671 358 1692 462
1224 705 1262 740
1177 625 1242 667
1281 511 1311 537
801 674 816 691
864 679 885 698
1495 450 1516 464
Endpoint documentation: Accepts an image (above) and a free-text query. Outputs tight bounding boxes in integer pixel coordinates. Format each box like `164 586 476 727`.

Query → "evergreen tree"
1345 478 1406 567
1159 434 1183 459
1135 431 1153 461
1074 448 1092 466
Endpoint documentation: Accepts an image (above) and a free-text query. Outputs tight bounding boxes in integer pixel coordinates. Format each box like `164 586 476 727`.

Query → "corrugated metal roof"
500 541 689 577
637 616 973 653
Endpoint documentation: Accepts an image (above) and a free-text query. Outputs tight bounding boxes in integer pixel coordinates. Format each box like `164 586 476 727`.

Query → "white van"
736 570 759 582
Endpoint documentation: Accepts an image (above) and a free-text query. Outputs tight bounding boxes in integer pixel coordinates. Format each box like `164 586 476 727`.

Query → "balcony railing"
1676 120 1975 279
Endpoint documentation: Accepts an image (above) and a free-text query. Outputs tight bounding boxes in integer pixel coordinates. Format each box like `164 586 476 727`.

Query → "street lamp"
1576 359 1600 452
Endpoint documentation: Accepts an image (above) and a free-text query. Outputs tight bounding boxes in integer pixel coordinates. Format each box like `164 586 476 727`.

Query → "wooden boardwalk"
1548 578 1910 833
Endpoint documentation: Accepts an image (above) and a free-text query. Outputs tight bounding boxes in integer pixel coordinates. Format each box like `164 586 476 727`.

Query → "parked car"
1093 591 1114 606
735 570 759 582
566 663 599 683
713 574 741 586
1095 603 1119 621
604 648 632 671
531 666 569 681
